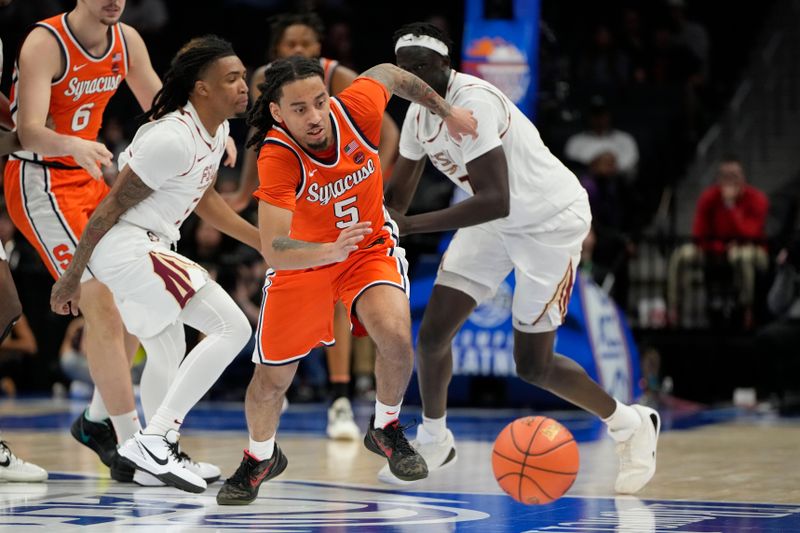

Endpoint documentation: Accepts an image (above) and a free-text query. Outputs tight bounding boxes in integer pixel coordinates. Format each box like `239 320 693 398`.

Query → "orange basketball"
492 416 579 505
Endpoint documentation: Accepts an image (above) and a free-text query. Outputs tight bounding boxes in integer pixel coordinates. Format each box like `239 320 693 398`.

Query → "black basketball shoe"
109 450 135 482
216 445 288 505
70 410 118 466
364 415 428 482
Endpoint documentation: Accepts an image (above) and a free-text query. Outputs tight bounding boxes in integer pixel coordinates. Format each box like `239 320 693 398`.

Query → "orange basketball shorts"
4 159 109 281
252 242 409 365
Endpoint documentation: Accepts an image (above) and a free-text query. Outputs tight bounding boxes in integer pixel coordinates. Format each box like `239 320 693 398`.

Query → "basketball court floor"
0 398 798 531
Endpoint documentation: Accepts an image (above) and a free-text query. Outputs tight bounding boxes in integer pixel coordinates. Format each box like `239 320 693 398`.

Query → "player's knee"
376 331 414 362
225 308 252 348
250 365 289 401
0 299 22 328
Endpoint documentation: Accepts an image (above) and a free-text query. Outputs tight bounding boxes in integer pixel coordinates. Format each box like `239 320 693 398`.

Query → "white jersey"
399 71 585 232
117 101 229 243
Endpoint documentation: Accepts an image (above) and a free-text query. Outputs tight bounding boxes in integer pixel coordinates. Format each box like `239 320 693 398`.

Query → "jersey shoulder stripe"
331 97 378 153
263 137 307 198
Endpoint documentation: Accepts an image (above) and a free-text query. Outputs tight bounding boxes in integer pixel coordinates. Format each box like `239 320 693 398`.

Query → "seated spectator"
574 23 631 89
579 152 634 306
755 238 800 413
565 96 639 180
667 156 769 328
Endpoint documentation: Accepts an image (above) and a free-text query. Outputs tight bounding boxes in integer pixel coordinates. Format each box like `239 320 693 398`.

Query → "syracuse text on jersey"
305 158 376 206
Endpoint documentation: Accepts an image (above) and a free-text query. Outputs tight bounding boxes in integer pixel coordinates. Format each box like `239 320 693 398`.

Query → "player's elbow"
263 242 293 271
16 125 34 150
262 247 282 269
490 191 511 219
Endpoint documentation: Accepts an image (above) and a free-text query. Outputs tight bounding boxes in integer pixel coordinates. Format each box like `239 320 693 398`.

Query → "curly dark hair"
246 56 324 150
144 35 236 120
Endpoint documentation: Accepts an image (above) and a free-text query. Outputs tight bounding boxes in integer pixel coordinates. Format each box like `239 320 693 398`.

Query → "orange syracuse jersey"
254 77 395 263
8 13 128 168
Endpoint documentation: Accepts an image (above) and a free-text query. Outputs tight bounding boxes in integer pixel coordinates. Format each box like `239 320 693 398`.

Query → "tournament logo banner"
461 0 540 117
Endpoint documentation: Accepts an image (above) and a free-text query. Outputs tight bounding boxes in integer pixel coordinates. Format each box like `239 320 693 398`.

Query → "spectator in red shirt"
669 156 769 328
693 158 769 254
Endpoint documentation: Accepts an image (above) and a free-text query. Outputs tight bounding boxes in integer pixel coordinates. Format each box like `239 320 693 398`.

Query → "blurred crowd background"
2 0 799 413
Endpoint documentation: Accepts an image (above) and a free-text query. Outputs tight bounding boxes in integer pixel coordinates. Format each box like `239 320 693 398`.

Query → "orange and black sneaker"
364 415 428 482
216 445 288 505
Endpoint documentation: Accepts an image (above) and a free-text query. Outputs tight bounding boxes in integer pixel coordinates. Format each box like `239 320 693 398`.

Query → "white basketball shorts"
435 193 591 333
89 221 209 339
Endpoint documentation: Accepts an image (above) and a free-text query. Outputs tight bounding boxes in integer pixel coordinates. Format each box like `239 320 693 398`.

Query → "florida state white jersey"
399 70 584 232
117 101 228 243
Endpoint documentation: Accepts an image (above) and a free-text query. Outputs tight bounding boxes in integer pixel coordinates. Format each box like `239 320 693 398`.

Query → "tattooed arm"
258 202 372 271
50 165 154 315
359 63 477 140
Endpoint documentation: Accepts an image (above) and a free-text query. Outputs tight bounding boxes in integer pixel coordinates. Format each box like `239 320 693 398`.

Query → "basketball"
491 416 579 505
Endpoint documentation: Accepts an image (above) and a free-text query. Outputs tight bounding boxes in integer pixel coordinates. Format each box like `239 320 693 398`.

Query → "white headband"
394 34 449 56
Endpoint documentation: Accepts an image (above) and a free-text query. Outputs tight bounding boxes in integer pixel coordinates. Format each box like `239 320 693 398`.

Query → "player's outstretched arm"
258 202 371 270
50 166 154 315
359 63 477 141
394 146 510 236
122 24 162 113
196 186 260 251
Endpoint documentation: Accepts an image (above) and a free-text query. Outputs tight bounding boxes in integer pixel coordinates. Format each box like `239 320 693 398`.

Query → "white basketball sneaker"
377 424 457 485
118 430 206 493
133 448 221 486
615 405 661 494
0 441 47 482
326 397 360 441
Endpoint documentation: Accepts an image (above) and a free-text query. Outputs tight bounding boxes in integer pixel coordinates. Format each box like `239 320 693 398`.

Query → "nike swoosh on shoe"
140 443 169 466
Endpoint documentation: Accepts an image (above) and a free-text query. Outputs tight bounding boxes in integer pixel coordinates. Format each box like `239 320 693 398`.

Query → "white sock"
86 389 109 422
420 414 447 443
110 410 142 443
374 399 402 429
143 407 182 436
248 436 275 461
602 400 641 442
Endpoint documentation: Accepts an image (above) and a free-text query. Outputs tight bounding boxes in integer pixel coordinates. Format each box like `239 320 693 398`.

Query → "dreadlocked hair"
145 35 236 121
246 56 324 150
392 22 454 56
267 12 325 61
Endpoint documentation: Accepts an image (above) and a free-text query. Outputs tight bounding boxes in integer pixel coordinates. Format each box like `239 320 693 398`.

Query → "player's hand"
445 106 478 142
329 222 372 262
223 136 238 168
50 274 81 317
70 138 113 180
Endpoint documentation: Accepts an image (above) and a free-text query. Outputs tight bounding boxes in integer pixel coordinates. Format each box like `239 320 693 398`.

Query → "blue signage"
462 0 540 117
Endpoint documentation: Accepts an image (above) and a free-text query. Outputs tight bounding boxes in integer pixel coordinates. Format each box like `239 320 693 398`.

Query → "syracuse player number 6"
71 102 96 132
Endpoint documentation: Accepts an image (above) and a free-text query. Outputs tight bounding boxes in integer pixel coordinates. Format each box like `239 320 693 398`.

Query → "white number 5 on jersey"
334 196 360 229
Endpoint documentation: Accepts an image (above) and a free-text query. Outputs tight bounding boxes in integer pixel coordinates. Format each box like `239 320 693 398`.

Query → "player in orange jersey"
3 0 232 482
226 13 401 441
215 56 477 505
